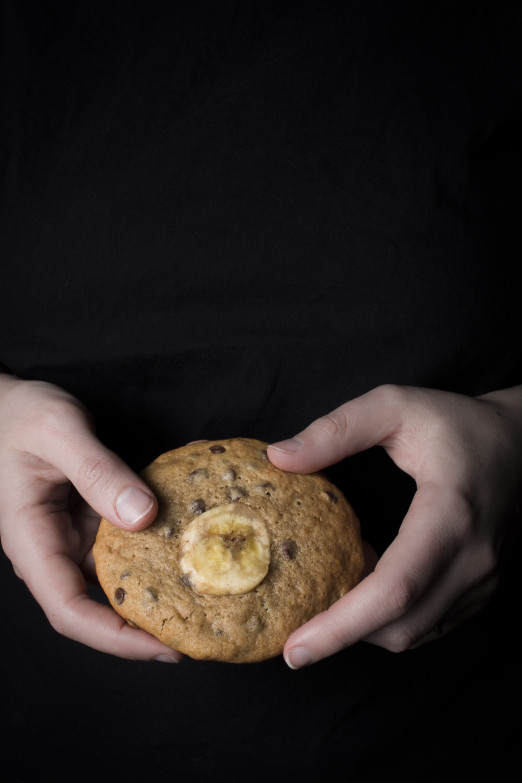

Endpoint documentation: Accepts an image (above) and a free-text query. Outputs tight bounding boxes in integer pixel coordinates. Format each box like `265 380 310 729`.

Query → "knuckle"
439 490 481 550
47 594 84 639
311 408 350 441
383 625 418 653
372 383 408 408
450 489 475 524
479 541 500 578
48 611 68 637
76 454 115 496
38 394 88 441
466 539 501 589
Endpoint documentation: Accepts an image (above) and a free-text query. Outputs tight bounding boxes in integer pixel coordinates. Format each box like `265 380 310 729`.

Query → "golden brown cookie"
93 438 364 663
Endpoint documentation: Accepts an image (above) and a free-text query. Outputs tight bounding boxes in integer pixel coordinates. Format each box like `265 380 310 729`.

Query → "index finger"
283 484 456 667
36 552 183 661
5 510 182 662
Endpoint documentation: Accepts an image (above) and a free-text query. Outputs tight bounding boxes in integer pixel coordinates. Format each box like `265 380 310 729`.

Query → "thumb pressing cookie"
93 438 364 663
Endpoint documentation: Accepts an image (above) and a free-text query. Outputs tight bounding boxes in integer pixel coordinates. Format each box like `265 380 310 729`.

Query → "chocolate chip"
189 468 209 481
181 575 192 589
209 444 226 453
246 615 264 633
115 587 126 604
190 498 206 514
255 481 275 496
145 587 158 602
259 449 268 460
281 540 298 560
222 467 236 481
226 486 247 502
323 490 339 503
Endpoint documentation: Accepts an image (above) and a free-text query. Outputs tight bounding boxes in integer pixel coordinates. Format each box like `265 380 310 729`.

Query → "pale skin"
0 373 521 666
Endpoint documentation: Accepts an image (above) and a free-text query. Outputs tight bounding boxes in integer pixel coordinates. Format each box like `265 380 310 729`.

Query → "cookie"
93 438 364 663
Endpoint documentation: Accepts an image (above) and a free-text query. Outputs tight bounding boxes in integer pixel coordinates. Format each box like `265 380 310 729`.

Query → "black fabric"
1 3 521 781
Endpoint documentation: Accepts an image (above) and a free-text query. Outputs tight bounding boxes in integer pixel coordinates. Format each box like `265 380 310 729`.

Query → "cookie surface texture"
93 438 364 663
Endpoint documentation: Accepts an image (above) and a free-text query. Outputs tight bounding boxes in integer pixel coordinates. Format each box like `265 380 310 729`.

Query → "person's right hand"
0 373 182 662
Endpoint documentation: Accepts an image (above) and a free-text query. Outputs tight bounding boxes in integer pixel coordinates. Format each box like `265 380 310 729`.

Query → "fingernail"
116 486 154 526
154 654 180 664
268 437 302 454
285 646 314 670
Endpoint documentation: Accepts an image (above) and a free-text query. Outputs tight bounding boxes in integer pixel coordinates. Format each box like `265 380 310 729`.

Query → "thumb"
268 385 403 473
33 401 157 530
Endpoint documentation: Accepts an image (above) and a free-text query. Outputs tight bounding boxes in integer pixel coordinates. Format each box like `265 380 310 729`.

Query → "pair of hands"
0 373 520 667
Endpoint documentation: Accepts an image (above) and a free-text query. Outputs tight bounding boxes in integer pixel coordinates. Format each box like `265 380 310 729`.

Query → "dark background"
1 2 521 780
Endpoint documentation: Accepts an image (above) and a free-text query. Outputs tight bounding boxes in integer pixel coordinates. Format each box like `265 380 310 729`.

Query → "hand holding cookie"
0 374 181 662
268 384 522 667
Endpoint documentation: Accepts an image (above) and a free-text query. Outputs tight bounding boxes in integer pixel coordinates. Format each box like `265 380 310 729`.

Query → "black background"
1 2 521 780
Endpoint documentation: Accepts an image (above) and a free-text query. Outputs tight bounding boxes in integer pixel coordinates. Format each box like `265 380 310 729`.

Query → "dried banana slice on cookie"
179 504 271 595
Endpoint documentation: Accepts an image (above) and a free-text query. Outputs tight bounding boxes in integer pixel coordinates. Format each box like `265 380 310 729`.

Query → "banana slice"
180 504 271 596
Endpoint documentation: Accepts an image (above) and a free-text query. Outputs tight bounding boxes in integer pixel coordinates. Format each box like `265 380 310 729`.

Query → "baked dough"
93 438 364 662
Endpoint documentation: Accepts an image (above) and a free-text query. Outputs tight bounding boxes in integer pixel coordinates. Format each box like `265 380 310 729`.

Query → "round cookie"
93 438 364 663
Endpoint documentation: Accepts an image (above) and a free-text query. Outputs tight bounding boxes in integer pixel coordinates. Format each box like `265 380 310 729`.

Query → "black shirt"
1 3 521 781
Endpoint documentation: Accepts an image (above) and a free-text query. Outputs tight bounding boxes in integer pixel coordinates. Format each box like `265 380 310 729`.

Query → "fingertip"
268 438 303 455
122 625 184 663
154 651 184 664
267 440 308 472
268 425 344 473
284 646 315 670
114 485 157 529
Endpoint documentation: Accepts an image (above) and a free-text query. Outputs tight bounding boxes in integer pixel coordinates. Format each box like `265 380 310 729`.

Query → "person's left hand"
267 384 522 668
